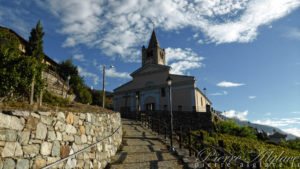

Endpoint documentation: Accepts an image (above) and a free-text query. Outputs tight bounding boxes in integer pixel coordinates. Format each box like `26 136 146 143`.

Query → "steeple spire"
148 30 160 48
142 30 165 66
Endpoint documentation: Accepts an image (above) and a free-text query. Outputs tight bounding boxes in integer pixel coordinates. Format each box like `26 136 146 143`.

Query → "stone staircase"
106 119 184 169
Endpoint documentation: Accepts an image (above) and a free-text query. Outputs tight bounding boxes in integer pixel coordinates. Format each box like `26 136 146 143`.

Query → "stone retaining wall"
0 110 122 169
43 69 76 101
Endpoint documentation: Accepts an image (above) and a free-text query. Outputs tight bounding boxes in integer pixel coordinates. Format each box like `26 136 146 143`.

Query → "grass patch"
0 99 114 114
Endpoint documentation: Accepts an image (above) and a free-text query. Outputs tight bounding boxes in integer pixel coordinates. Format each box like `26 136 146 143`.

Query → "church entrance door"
146 103 155 111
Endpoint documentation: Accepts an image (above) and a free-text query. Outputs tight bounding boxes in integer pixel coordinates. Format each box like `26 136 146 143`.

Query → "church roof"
148 30 160 48
130 64 170 77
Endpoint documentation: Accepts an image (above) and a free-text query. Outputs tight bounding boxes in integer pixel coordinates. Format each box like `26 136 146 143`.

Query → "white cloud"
36 0 300 62
73 54 85 62
211 91 228 96
283 128 300 137
292 111 300 114
106 68 130 79
166 48 204 75
201 0 300 44
222 110 248 121
77 66 100 86
286 27 300 40
254 118 300 127
249 96 256 99
217 81 245 87
197 39 204 44
253 119 289 127
193 33 199 39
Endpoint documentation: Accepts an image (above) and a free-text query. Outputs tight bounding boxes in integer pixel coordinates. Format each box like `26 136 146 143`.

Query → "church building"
113 30 211 113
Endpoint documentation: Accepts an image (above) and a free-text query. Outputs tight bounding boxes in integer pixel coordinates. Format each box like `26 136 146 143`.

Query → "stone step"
107 119 186 169
109 161 184 169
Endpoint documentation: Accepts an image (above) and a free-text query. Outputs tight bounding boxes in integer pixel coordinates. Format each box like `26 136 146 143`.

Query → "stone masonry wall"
0 110 122 169
43 69 76 101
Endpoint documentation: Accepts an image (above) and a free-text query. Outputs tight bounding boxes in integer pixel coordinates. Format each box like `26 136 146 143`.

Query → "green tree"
0 28 35 101
0 28 21 100
58 59 78 81
79 88 92 104
57 59 92 104
26 20 46 104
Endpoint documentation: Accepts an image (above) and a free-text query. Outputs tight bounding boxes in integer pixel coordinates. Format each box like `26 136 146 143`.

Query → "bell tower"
142 30 166 67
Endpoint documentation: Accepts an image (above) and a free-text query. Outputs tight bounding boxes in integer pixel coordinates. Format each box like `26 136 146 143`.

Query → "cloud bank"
37 0 300 66
221 110 248 121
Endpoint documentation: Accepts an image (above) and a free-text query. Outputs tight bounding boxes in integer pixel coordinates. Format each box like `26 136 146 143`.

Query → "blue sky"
1 0 300 137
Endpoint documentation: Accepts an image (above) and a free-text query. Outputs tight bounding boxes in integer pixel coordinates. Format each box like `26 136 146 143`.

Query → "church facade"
113 30 211 113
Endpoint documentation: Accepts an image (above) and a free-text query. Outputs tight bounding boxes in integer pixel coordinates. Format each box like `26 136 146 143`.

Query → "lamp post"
203 87 207 95
135 94 139 121
166 75 174 151
66 75 71 99
102 65 114 108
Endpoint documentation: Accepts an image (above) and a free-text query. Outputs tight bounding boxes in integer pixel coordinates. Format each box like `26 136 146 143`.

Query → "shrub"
216 120 257 139
43 91 70 107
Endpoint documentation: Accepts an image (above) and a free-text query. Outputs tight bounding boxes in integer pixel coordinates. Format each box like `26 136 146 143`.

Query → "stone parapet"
0 110 122 169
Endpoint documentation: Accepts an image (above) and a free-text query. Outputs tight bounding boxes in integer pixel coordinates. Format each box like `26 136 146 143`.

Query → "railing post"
189 128 192 156
179 126 183 149
158 119 160 134
164 122 167 140
250 149 260 169
141 114 143 126
199 132 204 149
151 116 154 131
218 140 226 169
149 116 151 129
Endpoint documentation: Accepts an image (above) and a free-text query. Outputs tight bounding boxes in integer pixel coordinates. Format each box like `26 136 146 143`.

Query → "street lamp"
203 87 207 95
166 75 174 151
102 65 114 108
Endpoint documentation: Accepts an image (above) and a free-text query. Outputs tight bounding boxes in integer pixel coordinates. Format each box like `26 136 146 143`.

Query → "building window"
163 105 168 110
147 50 153 57
161 88 165 97
201 97 203 106
178 105 182 111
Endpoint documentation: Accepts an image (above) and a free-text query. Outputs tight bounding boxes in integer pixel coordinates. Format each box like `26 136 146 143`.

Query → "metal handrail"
42 125 122 169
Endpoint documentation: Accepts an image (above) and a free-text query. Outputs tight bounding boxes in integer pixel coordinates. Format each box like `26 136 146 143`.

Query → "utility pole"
102 66 106 108
102 65 114 108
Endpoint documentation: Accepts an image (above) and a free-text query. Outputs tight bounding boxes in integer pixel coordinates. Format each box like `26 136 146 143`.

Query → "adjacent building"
0 26 74 100
114 30 211 113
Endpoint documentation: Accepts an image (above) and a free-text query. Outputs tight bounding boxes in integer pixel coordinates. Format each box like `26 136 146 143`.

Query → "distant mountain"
215 111 299 140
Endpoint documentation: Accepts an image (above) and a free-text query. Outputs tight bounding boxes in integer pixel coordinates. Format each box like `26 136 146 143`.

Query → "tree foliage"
282 139 300 151
216 120 257 139
57 59 92 104
26 20 46 98
0 28 35 100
